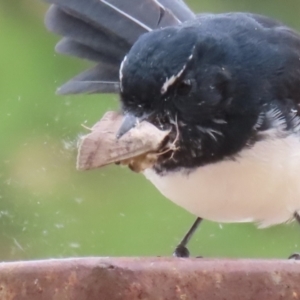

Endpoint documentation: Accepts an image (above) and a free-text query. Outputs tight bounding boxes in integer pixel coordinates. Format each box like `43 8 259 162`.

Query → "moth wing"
77 111 169 170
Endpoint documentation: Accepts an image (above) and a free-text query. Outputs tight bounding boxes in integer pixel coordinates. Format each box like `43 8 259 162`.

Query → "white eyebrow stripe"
160 64 187 94
160 49 195 95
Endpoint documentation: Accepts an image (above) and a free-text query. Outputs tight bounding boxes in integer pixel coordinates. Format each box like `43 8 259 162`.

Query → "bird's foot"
173 245 190 258
173 245 203 258
288 253 300 260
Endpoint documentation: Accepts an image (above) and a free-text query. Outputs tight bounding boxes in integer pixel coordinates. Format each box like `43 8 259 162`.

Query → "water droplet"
75 198 83 204
69 242 80 249
55 223 64 229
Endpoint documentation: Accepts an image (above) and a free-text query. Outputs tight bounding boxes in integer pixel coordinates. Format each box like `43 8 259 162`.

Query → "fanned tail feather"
44 0 195 94
57 64 120 95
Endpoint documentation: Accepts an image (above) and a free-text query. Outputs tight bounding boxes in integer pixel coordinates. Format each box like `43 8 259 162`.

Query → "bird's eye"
177 80 192 96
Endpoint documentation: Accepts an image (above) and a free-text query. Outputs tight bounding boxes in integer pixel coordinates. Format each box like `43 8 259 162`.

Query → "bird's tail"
44 0 195 95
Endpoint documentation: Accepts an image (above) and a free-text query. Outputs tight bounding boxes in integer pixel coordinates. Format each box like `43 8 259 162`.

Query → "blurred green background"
1 0 300 261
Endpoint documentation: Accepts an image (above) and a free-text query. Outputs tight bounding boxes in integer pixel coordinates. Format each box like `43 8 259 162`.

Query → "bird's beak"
116 113 139 139
116 112 153 139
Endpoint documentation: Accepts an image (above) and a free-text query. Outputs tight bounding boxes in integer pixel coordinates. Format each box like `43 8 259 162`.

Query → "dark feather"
44 0 195 95
99 0 183 30
55 38 114 63
46 0 152 45
158 0 195 21
57 64 120 95
57 80 120 94
45 5 129 63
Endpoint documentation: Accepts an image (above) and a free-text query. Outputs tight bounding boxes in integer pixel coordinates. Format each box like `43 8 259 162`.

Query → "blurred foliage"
0 0 300 261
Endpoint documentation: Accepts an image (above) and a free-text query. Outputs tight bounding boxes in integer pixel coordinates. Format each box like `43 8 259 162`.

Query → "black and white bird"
44 0 300 258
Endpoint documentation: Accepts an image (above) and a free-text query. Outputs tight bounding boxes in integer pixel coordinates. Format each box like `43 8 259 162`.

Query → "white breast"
143 134 300 228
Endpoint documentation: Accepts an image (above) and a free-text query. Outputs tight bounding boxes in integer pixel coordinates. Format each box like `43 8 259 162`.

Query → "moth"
77 111 170 173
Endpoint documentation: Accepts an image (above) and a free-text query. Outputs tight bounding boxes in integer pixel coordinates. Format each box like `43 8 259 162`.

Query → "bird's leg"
288 212 300 260
173 217 202 258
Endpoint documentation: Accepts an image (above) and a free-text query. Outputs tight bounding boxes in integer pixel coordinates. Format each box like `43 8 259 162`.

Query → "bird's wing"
247 13 300 107
44 0 195 95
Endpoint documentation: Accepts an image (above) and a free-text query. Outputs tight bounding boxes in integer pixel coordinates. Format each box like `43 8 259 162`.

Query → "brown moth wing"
120 152 160 173
77 111 169 171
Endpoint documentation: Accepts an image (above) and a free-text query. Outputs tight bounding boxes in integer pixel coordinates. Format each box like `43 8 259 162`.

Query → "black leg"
289 212 300 260
173 217 202 258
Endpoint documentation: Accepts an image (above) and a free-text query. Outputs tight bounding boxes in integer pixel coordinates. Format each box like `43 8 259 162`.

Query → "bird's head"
117 18 279 172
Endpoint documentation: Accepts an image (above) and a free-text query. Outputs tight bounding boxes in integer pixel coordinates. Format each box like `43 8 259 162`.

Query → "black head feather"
120 13 300 172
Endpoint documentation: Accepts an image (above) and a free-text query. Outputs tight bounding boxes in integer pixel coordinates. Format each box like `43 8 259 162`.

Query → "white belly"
144 135 300 227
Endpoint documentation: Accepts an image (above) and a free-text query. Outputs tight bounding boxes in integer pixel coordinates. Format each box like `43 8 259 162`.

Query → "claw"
288 253 300 260
173 245 190 258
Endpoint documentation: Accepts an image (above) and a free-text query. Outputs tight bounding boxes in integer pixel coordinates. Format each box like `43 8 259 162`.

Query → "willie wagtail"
44 0 300 258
